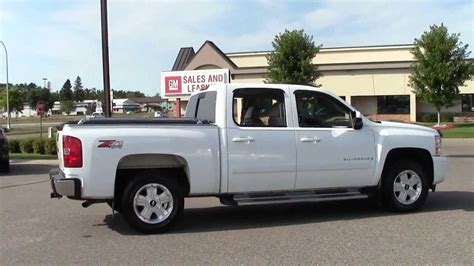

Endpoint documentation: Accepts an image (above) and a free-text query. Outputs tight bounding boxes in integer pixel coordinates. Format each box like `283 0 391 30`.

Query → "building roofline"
185 40 238 70
226 43 415 56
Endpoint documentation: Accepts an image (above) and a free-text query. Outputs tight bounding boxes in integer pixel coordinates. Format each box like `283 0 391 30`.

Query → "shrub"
8 139 20 153
19 138 35 154
419 112 454 123
441 113 454 122
33 138 46 154
420 113 437 122
44 139 57 155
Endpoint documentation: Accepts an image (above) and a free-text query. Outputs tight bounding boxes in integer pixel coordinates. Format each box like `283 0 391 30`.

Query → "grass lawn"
415 122 474 138
441 126 474 138
10 153 57 160
416 122 474 138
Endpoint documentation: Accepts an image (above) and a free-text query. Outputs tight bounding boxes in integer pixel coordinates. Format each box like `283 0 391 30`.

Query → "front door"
227 87 297 193
292 90 376 189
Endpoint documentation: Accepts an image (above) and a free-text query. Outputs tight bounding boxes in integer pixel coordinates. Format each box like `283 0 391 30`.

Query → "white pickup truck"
50 84 448 233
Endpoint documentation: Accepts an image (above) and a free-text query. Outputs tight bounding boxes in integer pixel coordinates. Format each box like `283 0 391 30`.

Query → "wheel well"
382 148 434 185
113 154 191 210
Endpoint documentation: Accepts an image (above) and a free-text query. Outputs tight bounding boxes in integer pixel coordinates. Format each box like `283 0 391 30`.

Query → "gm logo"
165 76 182 94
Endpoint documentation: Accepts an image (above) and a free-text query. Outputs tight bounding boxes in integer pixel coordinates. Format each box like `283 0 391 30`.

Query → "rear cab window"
233 88 286 127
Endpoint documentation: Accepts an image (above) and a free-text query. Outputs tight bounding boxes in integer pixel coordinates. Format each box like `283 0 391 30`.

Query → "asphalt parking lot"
1 139 473 264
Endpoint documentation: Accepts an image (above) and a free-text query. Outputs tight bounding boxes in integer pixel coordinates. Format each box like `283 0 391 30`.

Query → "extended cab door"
226 87 297 193
291 89 376 189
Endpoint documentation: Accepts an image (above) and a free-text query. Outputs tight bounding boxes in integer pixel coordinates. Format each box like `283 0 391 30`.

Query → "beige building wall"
318 70 412 96
232 74 267 83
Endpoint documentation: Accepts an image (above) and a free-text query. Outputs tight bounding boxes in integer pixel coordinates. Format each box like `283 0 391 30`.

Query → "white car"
86 112 104 118
50 84 448 233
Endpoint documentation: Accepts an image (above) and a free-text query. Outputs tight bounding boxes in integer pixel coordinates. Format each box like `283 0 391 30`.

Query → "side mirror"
352 111 363 130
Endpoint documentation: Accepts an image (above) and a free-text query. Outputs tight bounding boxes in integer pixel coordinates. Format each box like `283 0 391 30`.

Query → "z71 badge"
98 140 123 149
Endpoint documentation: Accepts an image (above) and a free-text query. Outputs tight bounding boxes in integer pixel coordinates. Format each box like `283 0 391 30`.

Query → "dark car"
0 127 9 172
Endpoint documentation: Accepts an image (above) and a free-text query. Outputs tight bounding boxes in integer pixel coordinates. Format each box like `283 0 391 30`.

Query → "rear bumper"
50 168 81 199
432 156 448 185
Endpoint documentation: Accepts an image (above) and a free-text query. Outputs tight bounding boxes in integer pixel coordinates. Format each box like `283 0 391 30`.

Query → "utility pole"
0 41 10 130
100 0 112 117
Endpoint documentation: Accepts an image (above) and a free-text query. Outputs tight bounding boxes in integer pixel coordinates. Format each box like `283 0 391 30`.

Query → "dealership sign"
161 69 230 97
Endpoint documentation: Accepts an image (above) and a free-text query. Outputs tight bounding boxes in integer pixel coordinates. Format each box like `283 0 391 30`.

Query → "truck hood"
370 120 438 134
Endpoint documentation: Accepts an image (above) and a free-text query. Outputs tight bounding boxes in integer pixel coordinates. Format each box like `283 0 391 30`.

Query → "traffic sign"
36 100 45 116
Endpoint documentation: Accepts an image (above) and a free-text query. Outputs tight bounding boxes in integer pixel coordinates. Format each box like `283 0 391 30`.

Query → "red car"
0 127 9 172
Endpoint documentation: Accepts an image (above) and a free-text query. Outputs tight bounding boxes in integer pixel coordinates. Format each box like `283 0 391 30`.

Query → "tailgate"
56 130 64 170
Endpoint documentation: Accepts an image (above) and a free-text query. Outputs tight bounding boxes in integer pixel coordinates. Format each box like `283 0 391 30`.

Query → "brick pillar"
176 98 181 117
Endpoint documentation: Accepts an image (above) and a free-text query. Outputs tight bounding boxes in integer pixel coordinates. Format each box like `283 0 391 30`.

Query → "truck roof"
190 83 343 102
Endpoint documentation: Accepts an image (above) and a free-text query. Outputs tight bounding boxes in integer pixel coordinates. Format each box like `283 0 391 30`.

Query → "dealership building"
161 41 474 122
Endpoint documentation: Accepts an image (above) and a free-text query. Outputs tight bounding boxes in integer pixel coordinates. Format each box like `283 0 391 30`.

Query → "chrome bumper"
50 168 81 199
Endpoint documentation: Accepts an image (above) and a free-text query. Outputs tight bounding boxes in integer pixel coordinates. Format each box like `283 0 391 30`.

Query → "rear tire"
381 160 429 212
121 175 184 234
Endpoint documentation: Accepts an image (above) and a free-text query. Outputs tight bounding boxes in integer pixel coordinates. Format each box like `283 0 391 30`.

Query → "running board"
221 190 369 206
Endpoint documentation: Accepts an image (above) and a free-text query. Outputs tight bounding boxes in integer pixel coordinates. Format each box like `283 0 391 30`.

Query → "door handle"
232 137 255 143
300 137 321 143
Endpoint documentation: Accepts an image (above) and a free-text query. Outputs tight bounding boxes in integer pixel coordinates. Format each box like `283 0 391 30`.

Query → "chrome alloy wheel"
133 183 174 224
393 170 422 205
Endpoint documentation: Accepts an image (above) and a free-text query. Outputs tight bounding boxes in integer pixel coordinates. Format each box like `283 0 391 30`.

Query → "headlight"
435 135 442 156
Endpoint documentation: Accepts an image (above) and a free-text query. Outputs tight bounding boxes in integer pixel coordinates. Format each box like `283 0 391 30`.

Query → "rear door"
291 89 376 189
226 87 297 193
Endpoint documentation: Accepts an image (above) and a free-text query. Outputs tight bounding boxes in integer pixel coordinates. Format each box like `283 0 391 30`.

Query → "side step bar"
221 190 369 206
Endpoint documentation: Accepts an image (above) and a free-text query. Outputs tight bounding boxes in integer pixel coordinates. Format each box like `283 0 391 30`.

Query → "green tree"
28 87 53 112
0 87 24 115
409 24 474 125
112 90 146 98
73 76 85 102
59 79 73 101
266 29 322 85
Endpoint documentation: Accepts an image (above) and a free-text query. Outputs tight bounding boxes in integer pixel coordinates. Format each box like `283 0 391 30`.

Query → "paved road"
0 140 473 264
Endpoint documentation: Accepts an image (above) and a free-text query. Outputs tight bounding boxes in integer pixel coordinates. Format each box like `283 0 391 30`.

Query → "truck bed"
79 118 212 126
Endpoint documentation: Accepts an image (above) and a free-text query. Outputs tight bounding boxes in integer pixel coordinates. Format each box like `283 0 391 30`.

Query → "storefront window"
461 94 474 112
377 95 410 114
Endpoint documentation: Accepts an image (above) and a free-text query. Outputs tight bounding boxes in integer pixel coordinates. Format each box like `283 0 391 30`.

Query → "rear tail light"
63 135 82 167
435 135 441 156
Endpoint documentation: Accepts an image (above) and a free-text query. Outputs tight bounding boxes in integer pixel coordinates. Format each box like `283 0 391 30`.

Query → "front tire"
381 160 429 212
121 176 184 234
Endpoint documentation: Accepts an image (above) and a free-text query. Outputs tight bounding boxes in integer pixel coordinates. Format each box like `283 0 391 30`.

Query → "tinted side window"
295 90 352 128
233 89 286 127
185 91 217 122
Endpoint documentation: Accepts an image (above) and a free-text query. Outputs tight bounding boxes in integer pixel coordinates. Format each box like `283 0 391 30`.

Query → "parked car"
0 127 10 172
49 84 448 233
86 112 105 119
154 111 168 118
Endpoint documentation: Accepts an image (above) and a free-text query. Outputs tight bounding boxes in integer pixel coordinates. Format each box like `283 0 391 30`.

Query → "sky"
0 0 473 96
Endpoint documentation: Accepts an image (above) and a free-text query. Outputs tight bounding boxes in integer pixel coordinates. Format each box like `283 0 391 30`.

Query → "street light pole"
0 41 10 130
100 0 112 117
43 78 47 88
